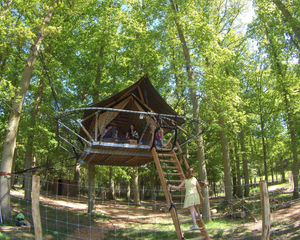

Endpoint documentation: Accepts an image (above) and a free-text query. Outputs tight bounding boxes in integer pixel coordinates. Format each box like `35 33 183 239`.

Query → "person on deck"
126 124 139 141
169 168 208 230
155 127 166 147
102 124 118 141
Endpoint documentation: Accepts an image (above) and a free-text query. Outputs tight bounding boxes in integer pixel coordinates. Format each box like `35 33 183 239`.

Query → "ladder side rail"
170 149 185 181
175 142 211 240
151 148 184 240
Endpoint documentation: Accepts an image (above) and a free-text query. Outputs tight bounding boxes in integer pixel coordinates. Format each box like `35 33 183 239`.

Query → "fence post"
260 180 271 240
32 175 43 240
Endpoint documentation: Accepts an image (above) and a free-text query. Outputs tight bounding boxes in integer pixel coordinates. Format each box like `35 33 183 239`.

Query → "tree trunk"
141 184 144 201
196 132 211 220
219 116 232 202
87 42 106 210
241 132 250 197
234 140 242 198
73 160 80 196
169 0 211 220
240 130 249 197
281 164 285 183
109 167 115 200
133 167 140 205
271 163 274 183
24 78 44 201
0 5 55 221
74 160 80 183
260 116 268 182
127 181 131 201
265 28 299 198
232 158 237 197
10 148 17 187
258 75 268 182
284 94 299 198
88 164 95 213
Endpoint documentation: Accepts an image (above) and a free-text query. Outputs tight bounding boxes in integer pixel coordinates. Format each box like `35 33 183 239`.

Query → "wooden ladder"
151 147 210 240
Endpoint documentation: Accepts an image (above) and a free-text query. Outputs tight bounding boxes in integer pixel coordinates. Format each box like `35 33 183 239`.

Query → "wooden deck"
80 141 154 166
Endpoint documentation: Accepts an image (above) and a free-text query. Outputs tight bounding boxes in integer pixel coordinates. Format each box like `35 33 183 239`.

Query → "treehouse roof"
82 74 184 131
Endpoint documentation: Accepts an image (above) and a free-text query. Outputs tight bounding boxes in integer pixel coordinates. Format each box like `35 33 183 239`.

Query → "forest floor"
0 183 299 239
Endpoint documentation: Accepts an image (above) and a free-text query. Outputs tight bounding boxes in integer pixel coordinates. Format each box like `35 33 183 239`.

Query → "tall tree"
240 129 249 196
168 0 211 220
0 1 56 221
24 77 44 200
252 0 299 198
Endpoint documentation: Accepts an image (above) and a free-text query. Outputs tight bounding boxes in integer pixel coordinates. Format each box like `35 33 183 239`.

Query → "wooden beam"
137 86 145 103
131 93 154 113
77 120 93 141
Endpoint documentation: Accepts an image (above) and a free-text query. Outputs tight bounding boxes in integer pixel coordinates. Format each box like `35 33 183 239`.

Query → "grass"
0 232 12 240
2 182 298 240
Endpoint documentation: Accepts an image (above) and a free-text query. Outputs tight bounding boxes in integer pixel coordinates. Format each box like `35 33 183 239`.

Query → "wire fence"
2 174 300 240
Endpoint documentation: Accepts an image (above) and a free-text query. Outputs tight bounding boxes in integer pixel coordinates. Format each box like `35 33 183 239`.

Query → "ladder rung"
156 147 172 152
171 202 183 206
164 172 182 176
158 153 173 157
185 237 205 240
182 228 203 233
160 160 174 163
162 166 177 169
180 219 193 224
171 194 185 198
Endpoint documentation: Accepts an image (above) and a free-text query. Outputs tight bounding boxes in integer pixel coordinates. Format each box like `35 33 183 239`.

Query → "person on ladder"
169 168 208 230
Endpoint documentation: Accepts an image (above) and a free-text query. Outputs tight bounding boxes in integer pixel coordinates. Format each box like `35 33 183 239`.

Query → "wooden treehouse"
56 75 210 240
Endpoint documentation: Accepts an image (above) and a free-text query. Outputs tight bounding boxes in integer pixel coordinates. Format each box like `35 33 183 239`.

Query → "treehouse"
56 74 210 240
59 74 186 166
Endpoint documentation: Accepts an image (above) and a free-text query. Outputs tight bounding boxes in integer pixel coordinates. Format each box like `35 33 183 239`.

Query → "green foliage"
0 0 298 199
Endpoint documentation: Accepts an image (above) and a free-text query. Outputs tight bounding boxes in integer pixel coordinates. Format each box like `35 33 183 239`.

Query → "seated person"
126 124 139 141
102 124 118 141
155 127 166 147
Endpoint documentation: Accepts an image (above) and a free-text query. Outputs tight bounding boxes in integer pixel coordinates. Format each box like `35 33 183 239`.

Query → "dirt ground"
238 201 300 239
2 188 300 240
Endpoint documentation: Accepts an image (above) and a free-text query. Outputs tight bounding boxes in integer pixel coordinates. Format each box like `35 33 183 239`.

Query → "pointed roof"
91 74 178 115
81 74 183 131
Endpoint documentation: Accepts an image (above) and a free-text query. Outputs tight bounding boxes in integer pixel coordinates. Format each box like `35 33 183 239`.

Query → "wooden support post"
260 180 271 240
31 175 42 240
